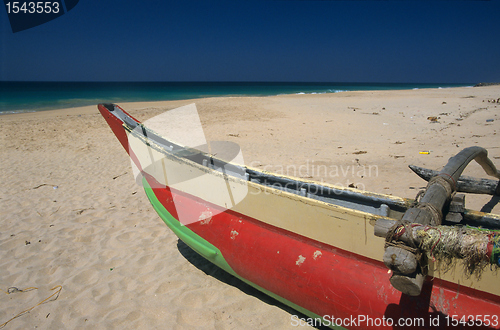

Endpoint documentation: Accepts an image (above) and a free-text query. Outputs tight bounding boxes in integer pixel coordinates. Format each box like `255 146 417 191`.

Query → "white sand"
1 86 499 328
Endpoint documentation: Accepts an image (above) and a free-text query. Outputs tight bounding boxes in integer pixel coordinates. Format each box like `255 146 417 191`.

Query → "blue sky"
1 0 499 82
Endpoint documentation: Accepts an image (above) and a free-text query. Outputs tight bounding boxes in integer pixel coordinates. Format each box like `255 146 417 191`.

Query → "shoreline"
1 86 499 328
0 85 476 116
0 83 475 115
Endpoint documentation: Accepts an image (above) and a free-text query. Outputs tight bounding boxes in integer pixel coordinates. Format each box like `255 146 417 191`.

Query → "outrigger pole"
375 146 500 296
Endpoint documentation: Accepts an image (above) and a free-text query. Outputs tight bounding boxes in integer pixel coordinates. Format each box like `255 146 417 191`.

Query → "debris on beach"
73 207 94 215
112 172 128 180
0 285 62 328
32 183 59 189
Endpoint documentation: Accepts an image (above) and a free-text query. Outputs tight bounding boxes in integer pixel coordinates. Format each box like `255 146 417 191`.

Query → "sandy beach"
1 86 499 329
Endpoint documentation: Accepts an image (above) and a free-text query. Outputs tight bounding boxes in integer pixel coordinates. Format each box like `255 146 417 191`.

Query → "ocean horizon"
0 81 474 114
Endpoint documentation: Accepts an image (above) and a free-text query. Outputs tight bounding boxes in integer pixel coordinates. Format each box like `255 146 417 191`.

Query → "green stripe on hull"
142 176 344 329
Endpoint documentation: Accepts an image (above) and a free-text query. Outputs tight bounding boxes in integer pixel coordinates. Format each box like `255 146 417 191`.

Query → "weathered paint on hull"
143 172 500 329
98 104 500 329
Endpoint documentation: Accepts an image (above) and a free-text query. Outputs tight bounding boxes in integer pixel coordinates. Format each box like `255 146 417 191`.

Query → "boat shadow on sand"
178 238 497 329
176 239 330 329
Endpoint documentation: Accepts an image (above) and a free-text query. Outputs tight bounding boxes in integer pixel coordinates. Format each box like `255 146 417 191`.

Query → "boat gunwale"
105 103 500 226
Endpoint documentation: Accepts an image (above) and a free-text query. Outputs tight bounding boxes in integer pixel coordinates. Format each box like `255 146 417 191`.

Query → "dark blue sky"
1 0 499 83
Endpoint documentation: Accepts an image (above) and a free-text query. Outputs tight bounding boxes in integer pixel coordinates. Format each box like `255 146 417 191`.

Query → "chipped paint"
230 230 239 240
296 255 306 266
313 250 322 260
433 287 451 315
376 285 389 305
453 283 460 301
199 210 213 225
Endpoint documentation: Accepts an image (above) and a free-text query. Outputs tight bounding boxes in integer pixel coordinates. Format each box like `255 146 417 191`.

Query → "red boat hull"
145 173 500 329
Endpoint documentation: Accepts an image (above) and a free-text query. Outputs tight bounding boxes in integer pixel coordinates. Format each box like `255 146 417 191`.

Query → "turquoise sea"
0 81 473 114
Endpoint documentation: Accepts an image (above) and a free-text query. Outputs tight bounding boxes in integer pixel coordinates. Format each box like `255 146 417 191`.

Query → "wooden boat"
98 103 500 329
